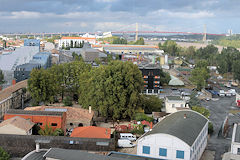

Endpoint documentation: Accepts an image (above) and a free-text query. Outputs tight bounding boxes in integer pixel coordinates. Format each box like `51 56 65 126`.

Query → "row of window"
143 89 159 94
172 104 185 108
37 122 58 126
142 146 184 159
143 76 160 79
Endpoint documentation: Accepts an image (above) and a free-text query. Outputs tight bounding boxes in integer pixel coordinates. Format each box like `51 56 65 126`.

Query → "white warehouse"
137 110 208 160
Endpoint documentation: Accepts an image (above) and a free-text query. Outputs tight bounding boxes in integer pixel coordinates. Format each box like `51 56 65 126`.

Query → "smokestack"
89 106 92 114
12 79 16 85
36 143 40 152
184 114 187 119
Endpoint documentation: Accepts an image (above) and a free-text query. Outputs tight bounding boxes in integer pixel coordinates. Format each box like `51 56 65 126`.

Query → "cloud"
0 0 239 33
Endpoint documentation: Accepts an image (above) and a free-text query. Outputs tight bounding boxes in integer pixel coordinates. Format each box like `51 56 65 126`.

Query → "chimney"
89 106 92 114
12 79 16 85
36 143 40 152
184 114 187 119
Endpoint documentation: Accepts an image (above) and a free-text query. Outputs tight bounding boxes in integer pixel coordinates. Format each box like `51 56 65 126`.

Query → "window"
37 122 42 126
237 148 240 155
142 146 150 154
176 150 184 159
51 123 57 126
159 148 167 157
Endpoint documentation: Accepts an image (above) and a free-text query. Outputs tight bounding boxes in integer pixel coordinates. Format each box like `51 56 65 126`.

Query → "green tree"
134 37 144 45
159 40 180 56
135 113 154 122
195 45 218 60
38 125 64 136
141 95 163 114
0 69 4 86
189 91 200 107
190 67 209 90
28 68 57 105
160 70 171 85
191 106 210 118
233 60 240 81
79 61 143 121
0 147 10 160
113 37 127 44
196 59 208 69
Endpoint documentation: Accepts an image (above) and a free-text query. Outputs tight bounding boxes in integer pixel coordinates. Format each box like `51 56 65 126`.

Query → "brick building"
4 109 66 132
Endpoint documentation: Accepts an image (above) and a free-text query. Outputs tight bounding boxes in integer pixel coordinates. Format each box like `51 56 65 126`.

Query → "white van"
219 90 225 97
120 133 136 141
118 139 136 148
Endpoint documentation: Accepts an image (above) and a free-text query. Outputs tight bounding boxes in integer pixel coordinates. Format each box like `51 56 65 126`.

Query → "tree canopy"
78 61 143 121
0 69 4 86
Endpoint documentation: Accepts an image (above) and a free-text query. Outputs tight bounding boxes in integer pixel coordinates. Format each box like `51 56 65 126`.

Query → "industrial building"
93 44 163 55
0 46 39 88
58 37 96 49
137 110 208 160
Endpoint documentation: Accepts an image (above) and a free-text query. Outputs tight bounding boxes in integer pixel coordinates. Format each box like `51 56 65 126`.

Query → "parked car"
120 133 136 141
118 139 136 148
229 89 236 96
219 90 225 97
225 91 231 96
224 83 231 88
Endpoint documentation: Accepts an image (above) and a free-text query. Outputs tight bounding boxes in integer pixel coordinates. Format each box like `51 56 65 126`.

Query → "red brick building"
4 109 66 132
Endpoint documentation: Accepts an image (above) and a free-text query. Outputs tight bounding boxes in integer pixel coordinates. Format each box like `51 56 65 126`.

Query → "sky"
0 0 239 34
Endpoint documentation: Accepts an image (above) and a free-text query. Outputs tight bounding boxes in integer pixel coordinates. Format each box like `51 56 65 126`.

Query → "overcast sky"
0 0 239 33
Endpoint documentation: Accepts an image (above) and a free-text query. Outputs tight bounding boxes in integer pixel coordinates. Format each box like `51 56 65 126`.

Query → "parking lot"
201 94 240 160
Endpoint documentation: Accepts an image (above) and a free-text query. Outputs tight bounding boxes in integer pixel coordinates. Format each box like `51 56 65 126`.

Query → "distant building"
70 126 111 139
24 39 40 47
4 109 66 132
165 96 188 113
14 52 51 82
30 52 51 69
137 110 208 160
14 63 41 83
0 116 34 135
0 46 39 88
58 37 96 49
222 123 240 160
70 44 107 62
93 44 163 55
139 64 162 95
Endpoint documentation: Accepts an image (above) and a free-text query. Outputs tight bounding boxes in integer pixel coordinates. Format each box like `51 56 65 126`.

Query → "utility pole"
203 24 207 44
135 23 138 41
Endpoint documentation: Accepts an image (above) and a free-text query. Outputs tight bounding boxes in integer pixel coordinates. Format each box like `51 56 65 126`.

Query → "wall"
0 134 115 157
165 100 186 113
137 133 190 160
4 113 66 132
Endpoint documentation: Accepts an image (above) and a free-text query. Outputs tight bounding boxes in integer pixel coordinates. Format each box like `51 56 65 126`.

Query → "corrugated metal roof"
0 46 39 71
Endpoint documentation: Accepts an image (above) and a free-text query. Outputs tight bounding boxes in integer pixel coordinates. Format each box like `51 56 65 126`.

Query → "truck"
117 139 136 148
120 133 136 141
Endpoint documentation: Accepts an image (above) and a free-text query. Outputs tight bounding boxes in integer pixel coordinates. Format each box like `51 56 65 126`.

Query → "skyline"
0 0 239 34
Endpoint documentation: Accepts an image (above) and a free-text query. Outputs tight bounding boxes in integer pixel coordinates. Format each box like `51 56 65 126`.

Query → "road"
201 96 240 160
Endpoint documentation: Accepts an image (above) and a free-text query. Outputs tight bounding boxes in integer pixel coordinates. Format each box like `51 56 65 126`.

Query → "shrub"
63 96 73 106
208 122 214 135
131 124 145 135
0 147 10 160
135 113 153 122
